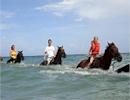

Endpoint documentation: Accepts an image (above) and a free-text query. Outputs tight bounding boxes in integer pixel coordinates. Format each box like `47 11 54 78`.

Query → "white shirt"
45 46 55 58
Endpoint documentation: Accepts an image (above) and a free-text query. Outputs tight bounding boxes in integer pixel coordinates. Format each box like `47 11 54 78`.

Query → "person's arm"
97 42 100 54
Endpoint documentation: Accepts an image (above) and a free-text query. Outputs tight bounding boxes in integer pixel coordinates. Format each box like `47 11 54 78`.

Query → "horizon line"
1 52 130 57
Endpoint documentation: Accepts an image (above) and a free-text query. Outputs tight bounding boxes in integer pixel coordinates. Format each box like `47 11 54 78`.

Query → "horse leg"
15 59 21 63
58 58 62 65
14 60 18 63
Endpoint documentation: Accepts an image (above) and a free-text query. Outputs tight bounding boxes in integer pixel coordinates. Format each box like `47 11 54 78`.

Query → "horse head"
17 51 24 61
107 42 122 62
57 46 66 58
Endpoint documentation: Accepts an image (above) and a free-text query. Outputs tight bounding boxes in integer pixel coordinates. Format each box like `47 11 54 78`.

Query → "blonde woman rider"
9 44 17 63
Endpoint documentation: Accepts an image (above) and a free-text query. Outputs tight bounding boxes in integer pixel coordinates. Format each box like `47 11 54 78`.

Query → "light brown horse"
77 43 122 70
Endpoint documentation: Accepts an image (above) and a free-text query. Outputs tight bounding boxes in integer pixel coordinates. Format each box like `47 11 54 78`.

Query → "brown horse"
115 64 130 73
40 46 66 65
77 42 122 70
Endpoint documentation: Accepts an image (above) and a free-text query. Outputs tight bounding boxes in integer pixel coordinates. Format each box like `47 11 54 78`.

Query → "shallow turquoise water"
1 54 130 100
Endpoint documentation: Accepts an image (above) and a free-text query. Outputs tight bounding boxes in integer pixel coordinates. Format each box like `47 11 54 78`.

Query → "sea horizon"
2 52 130 58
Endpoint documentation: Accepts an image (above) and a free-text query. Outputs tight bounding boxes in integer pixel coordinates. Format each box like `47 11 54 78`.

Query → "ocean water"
1 54 130 100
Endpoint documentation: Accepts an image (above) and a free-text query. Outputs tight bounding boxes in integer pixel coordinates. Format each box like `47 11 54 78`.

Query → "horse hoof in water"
116 64 130 73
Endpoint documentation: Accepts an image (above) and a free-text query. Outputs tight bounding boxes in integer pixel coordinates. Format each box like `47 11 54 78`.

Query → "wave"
1 62 129 77
39 65 130 77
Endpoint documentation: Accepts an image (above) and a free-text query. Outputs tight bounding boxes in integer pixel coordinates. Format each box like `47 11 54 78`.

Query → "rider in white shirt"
44 39 55 64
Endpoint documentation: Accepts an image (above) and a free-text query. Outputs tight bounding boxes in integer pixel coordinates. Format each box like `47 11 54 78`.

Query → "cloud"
36 0 129 20
0 11 15 18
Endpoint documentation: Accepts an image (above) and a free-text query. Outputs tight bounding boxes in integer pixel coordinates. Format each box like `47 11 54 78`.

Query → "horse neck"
102 49 113 69
16 54 21 61
54 50 61 62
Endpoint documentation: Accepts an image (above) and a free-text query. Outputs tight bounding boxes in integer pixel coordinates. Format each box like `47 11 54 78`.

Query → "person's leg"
47 57 53 65
47 58 50 65
87 56 94 68
90 56 94 64
44 54 48 61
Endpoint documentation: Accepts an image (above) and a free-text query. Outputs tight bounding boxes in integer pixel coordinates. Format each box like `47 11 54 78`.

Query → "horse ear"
111 42 114 45
57 46 59 48
107 42 111 46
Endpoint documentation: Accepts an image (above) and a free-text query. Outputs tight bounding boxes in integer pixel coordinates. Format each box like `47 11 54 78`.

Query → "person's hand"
45 52 47 54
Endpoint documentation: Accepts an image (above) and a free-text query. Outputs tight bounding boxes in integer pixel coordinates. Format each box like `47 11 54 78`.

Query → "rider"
88 36 100 67
9 44 17 63
44 39 55 65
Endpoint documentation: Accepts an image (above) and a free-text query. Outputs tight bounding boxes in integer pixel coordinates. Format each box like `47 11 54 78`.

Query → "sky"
0 0 130 56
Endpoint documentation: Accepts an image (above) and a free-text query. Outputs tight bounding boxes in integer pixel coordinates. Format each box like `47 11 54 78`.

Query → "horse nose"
22 56 24 60
63 53 66 58
118 55 122 62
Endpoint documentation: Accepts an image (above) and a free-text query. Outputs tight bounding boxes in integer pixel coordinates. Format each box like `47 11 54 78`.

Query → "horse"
40 46 66 65
7 51 24 63
115 64 130 73
77 42 122 70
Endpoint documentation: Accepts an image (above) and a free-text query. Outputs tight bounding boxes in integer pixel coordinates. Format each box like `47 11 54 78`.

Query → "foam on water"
1 61 129 77
38 64 130 77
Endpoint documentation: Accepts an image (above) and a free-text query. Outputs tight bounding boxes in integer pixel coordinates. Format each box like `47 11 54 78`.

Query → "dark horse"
77 42 122 70
40 46 66 65
7 51 24 63
115 64 130 73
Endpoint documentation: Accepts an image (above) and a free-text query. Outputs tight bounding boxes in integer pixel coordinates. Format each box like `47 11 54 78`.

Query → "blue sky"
0 0 129 56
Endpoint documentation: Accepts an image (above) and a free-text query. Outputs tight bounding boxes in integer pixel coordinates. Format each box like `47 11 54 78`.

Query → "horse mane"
53 47 62 63
16 51 24 61
101 43 116 69
55 47 61 57
104 43 114 56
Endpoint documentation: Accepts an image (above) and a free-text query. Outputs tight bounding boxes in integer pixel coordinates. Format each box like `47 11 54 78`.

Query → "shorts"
47 57 54 64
